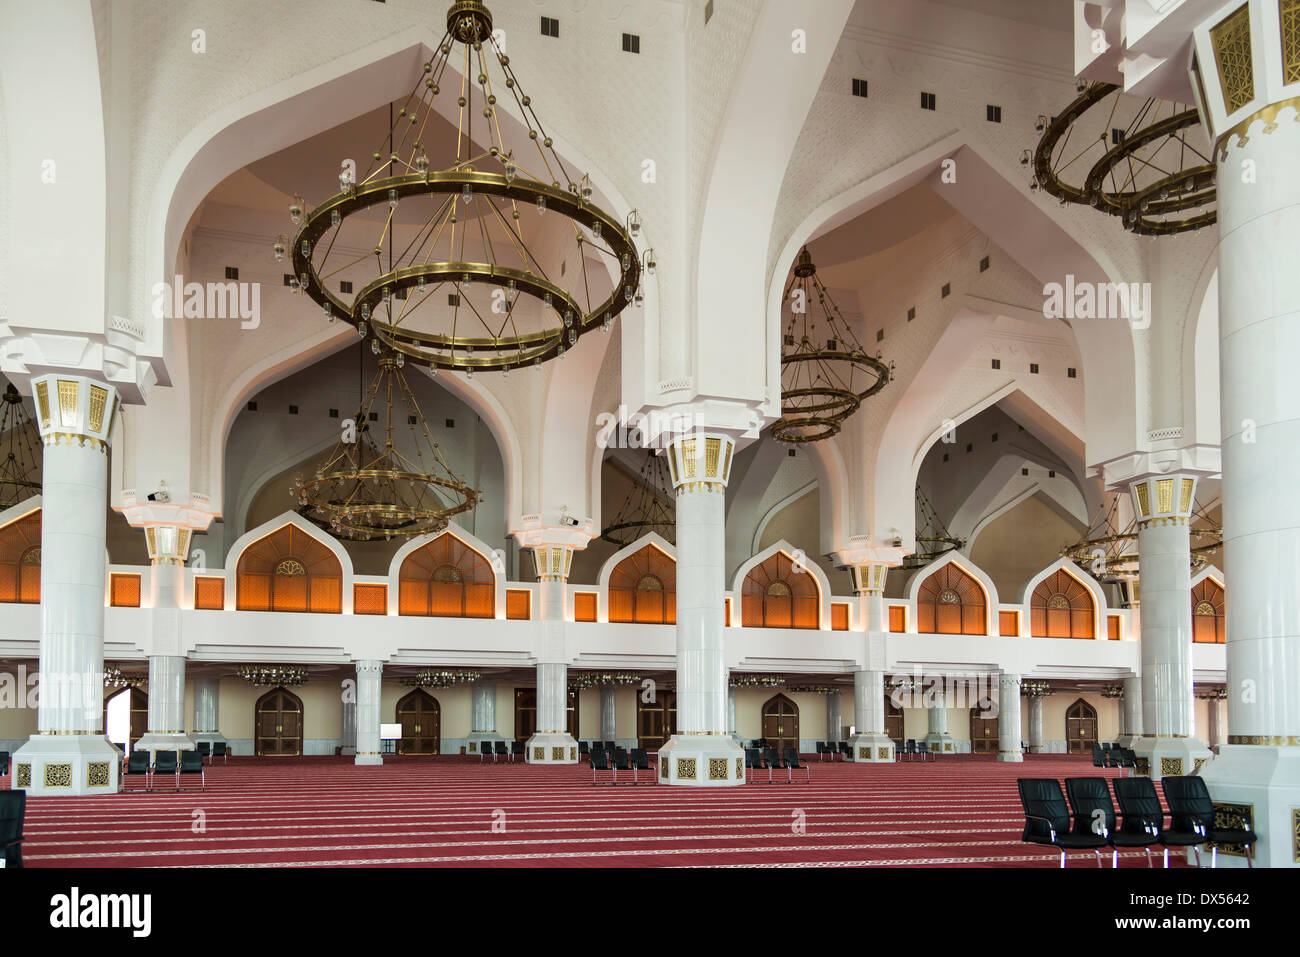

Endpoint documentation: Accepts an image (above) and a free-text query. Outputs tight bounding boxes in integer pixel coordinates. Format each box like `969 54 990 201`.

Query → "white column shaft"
599 685 616 740
355 660 383 764
1137 520 1196 737
675 487 727 734
998 674 1022 761
146 656 186 733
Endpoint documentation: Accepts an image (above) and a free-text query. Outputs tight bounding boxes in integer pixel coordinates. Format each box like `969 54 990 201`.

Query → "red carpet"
5 754 1183 868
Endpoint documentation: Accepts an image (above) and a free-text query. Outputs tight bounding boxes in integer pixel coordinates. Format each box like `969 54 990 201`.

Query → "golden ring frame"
290 168 641 375
1033 82 1217 236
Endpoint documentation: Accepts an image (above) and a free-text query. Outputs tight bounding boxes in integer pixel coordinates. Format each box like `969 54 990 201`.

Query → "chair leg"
1210 845 1217 869
1094 849 1104 868
1246 845 1254 868
1192 845 1202 868
1059 849 1067 868
1112 849 1118 868
1163 847 1169 868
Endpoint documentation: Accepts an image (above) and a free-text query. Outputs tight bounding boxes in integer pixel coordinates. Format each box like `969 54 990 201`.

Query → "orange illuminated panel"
608 544 676 624
0 509 42 604
109 573 141 608
574 592 597 622
888 605 906 633
831 603 850 631
917 564 987 634
741 552 819 629
999 610 1019 637
193 576 225 610
724 598 732 626
1107 614 1122 640
506 588 531 620
1030 570 1095 638
236 525 342 613
354 583 388 615
1191 579 1225 643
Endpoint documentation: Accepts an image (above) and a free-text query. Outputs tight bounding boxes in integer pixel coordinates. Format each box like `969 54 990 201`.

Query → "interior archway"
236 525 342 613
1030 569 1096 639
255 687 304 757
741 552 819 629
398 533 494 618
395 689 440 755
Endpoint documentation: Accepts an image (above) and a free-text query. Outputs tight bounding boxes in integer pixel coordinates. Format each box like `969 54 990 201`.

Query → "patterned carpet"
5 754 1181 868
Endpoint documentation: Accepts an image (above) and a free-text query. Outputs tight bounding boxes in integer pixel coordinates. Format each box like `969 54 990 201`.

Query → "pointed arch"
226 511 351 613
905 552 999 637
393 527 497 619
0 497 42 604
1190 566 1225 644
1021 557 1106 640
733 541 829 630
760 693 801 752
599 534 677 625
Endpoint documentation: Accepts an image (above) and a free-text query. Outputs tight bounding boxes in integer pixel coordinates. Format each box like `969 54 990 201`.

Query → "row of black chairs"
477 740 524 762
814 742 851 761
578 741 619 761
1093 744 1137 769
1 790 23 868
1018 775 1256 868
194 742 229 764
123 750 206 791
590 747 653 784
897 740 939 761
0 749 9 777
745 748 811 783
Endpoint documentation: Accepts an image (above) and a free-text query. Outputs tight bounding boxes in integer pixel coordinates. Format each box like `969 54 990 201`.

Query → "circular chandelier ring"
1083 108 1208 213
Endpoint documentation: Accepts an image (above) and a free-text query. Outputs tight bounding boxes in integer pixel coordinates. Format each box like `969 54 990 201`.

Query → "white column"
1119 675 1142 748
13 375 121 796
191 677 225 748
599 685 617 742
658 432 744 785
826 691 842 743
465 680 502 751
925 688 955 754
524 545 578 763
997 673 1022 762
134 524 197 756
728 685 738 741
133 656 192 758
340 695 357 756
1204 692 1223 750
847 560 898 762
1126 475 1211 778
354 660 383 765
1027 692 1046 753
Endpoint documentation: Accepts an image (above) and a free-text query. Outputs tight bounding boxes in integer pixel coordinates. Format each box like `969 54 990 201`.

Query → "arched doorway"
104 686 148 754
761 694 800 752
1065 698 1098 754
885 695 904 746
396 689 440 755
255 687 304 756
970 706 998 754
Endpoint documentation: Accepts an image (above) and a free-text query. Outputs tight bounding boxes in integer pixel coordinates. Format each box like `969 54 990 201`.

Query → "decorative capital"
30 374 119 452
142 525 192 565
665 432 735 495
532 545 573 582
1129 473 1198 527
846 563 890 595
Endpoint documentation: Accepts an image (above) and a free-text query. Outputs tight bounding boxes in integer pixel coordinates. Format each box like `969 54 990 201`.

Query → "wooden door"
885 695 904 746
637 691 677 750
104 687 148 753
1066 698 1098 754
514 687 578 740
255 687 304 756
396 689 440 755
761 694 800 752
970 707 998 754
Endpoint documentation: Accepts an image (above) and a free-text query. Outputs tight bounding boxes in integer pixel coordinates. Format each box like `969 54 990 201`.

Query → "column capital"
513 515 595 551
1128 472 1201 527
530 545 574 582
1096 448 1220 492
116 495 218 534
664 431 735 495
30 374 119 453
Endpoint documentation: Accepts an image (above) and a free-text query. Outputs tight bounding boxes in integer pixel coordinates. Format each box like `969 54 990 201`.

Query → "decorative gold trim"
858 747 870 759
1284 0 1300 84
34 381 50 429
877 746 890 759
705 438 721 478
1212 4 1256 114
675 481 725 495
1134 482 1150 517
36 730 106 736
1215 94 1300 159
676 757 697 779
40 431 109 452
88 385 108 433
1155 478 1174 515
146 527 157 557
707 757 728 780
680 439 697 479
1293 807 1300 863
532 746 544 761
660 756 668 779
721 442 733 483
1209 802 1253 858
736 756 743 778
550 746 565 761
16 763 31 788
1179 478 1195 515
1228 733 1300 745
87 762 111 787
56 379 80 429
44 762 73 788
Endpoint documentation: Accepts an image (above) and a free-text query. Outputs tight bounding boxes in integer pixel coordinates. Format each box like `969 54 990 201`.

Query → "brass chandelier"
401 668 480 688
569 672 641 691
600 450 675 546
283 0 645 373
0 384 41 510
239 665 309 687
293 354 477 541
1063 491 1222 583
103 667 146 691
1029 81 1216 235
774 248 890 444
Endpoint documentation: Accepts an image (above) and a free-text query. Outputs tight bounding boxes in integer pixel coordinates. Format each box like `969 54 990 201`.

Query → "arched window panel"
1191 579 1226 644
609 545 676 624
741 552 818 629
1030 569 1095 639
917 563 987 635
0 509 41 604
399 533 494 618
236 525 342 613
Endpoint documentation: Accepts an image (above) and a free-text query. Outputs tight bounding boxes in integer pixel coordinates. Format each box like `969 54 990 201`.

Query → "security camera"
146 489 170 503
561 516 580 528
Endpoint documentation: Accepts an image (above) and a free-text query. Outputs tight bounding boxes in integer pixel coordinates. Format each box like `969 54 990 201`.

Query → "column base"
524 732 578 764
849 733 895 762
1197 744 1300 868
1130 736 1213 781
11 734 121 796
354 751 384 766
465 731 507 756
925 733 956 755
134 732 196 757
1116 733 1140 749
997 745 1024 763
657 734 745 786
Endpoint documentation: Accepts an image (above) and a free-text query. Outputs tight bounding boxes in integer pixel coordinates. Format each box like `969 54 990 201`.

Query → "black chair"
179 750 206 791
603 740 616 752
590 748 615 784
1113 776 1173 867
0 791 26 869
0 750 9 776
1119 748 1137 769
815 741 831 762
1104 749 1122 769
837 741 851 760
494 740 510 762
782 748 811 784
479 740 495 763
1066 776 1159 867
511 740 525 760
578 740 590 761
763 748 784 783
916 741 931 761
124 750 152 791
1162 775 1256 868
630 748 651 783
903 739 917 761
196 741 211 763
612 747 631 781
744 748 767 783
1091 745 1106 768
1016 778 1108 867
153 750 179 790
211 741 228 764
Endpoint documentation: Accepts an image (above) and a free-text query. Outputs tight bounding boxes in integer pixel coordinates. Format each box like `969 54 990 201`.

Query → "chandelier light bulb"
289 194 304 224
388 188 399 208
272 236 287 262
537 194 546 214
